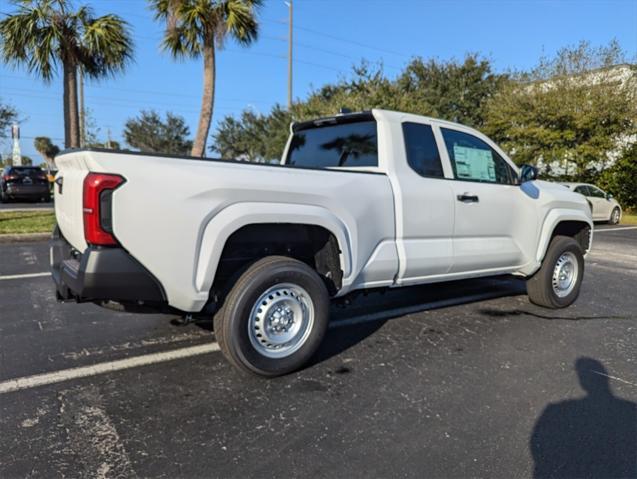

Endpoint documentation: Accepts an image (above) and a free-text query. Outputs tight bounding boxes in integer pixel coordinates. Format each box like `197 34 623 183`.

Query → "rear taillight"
3 174 17 181
83 173 125 246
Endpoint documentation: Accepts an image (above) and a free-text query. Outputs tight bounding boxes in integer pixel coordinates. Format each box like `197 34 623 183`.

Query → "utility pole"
79 68 86 147
286 0 293 110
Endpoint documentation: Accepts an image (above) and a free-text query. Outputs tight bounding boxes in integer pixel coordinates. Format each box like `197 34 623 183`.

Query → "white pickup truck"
51 109 593 376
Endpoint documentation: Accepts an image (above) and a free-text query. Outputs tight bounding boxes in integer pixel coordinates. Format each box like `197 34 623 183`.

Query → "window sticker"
453 145 496 181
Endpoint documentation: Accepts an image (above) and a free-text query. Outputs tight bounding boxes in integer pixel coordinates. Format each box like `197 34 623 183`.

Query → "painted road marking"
0 289 510 394
0 342 220 394
595 226 637 232
0 272 50 281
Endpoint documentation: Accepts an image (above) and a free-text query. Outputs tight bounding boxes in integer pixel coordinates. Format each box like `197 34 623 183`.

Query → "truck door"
437 126 537 274
389 120 455 285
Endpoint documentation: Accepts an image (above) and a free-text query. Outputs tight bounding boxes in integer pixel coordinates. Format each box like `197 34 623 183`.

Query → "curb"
0 208 54 213
0 233 51 244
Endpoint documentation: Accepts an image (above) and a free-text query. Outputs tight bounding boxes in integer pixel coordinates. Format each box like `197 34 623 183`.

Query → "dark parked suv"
0 166 51 203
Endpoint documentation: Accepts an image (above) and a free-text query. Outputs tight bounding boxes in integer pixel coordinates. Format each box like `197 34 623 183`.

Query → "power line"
261 17 412 60
3 84 270 106
132 33 349 73
1 82 272 105
2 91 243 114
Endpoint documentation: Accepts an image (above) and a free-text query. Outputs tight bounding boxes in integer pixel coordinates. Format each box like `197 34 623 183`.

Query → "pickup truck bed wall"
55 151 397 311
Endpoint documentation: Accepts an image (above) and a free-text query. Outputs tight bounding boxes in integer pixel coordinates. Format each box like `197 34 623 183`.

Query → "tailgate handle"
55 176 63 194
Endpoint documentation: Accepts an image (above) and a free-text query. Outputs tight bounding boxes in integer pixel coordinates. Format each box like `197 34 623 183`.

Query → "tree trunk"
191 42 216 157
63 60 80 149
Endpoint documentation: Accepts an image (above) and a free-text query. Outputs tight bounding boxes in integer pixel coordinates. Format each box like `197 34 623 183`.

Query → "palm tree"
0 0 133 148
151 0 262 157
34 136 60 170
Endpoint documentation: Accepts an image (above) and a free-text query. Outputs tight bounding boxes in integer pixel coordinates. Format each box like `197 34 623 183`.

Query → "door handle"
457 194 479 203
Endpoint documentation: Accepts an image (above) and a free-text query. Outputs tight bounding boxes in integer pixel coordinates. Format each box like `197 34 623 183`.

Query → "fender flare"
536 208 593 263
194 202 353 294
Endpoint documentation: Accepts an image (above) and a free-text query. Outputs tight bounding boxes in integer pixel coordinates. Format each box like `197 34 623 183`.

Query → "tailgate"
54 152 89 251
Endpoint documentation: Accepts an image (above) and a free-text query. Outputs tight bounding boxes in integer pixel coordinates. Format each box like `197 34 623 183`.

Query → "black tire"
213 256 330 377
0 189 7 203
527 236 584 309
608 207 620 225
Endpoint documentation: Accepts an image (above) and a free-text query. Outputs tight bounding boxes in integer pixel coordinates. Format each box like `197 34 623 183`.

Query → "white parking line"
0 272 50 281
0 342 220 394
595 226 637 232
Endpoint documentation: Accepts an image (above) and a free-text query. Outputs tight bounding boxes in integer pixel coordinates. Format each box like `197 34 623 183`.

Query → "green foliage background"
211 42 637 210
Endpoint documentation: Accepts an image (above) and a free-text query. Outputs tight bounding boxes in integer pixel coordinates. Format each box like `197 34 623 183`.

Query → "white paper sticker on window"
453 145 496 181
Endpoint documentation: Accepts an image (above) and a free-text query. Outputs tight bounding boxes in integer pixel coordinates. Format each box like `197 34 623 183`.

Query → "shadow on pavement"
309 276 526 366
530 357 637 479
187 276 528 367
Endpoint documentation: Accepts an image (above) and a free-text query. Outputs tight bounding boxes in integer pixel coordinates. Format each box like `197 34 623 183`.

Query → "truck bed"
54 149 397 311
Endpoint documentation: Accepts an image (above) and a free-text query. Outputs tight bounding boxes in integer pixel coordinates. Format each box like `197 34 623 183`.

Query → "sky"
1 0 636 161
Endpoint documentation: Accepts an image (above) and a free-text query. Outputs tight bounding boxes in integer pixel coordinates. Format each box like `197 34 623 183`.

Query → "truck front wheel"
526 236 585 309
213 256 330 376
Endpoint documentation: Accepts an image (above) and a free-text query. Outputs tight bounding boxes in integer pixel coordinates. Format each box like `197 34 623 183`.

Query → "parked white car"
51 109 593 376
561 183 622 224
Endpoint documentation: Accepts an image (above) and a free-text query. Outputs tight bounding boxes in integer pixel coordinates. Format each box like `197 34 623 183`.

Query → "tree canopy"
483 41 636 178
211 55 509 162
124 110 193 155
0 0 133 147
0 99 18 140
34 136 60 169
210 42 636 209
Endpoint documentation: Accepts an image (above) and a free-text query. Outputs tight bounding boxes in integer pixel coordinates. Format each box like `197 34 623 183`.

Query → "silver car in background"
562 183 622 224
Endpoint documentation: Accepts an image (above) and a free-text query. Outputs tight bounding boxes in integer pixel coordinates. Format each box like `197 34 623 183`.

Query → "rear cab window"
285 119 378 169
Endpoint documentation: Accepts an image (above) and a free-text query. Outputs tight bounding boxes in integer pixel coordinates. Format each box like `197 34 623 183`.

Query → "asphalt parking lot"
1 226 636 478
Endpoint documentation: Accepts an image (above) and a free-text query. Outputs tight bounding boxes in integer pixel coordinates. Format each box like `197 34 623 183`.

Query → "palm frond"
149 0 261 55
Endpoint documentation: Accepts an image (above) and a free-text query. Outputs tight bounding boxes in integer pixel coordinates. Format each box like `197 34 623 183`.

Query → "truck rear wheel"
213 256 330 377
526 235 584 309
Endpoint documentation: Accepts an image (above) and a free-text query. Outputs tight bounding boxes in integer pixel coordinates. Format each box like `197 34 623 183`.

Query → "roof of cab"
291 109 476 133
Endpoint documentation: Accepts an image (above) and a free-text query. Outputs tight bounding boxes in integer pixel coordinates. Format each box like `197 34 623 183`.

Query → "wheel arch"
536 210 593 263
194 202 352 299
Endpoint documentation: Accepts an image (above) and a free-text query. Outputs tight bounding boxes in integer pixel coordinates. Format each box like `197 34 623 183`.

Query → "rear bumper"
50 227 166 304
5 184 50 197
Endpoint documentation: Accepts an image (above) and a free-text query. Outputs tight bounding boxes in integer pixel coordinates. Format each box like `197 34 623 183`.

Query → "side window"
588 186 606 198
441 128 516 185
402 122 444 178
574 185 590 196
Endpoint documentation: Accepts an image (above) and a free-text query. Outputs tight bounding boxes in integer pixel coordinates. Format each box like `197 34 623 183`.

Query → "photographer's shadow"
530 357 636 479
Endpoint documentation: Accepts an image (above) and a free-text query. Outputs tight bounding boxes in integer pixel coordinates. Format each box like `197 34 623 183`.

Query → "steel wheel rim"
552 252 579 298
248 283 315 359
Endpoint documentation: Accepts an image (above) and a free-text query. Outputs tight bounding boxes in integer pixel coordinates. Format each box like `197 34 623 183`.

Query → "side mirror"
519 164 538 183
607 193 614 200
